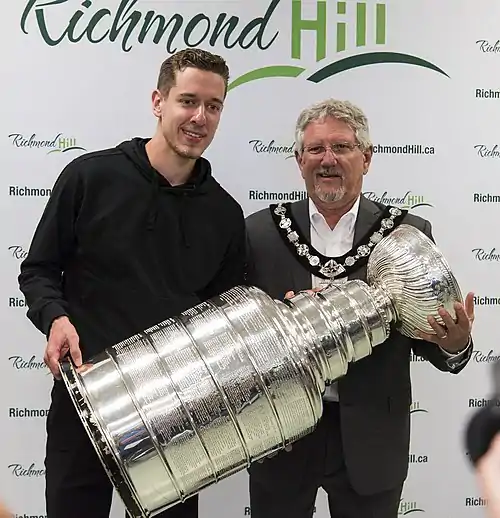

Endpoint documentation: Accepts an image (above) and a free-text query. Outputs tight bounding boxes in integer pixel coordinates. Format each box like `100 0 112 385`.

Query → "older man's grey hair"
294 99 372 153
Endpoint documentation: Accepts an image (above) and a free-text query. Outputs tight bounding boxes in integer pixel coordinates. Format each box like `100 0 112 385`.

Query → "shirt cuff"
438 335 472 358
438 336 472 369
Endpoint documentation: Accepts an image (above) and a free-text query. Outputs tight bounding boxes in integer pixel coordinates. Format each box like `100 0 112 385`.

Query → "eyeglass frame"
301 142 362 157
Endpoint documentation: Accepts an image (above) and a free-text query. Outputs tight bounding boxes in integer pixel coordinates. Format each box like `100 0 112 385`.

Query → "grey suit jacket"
244 195 471 495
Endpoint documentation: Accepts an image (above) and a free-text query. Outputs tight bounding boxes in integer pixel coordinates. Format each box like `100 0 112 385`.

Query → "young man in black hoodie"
18 48 246 518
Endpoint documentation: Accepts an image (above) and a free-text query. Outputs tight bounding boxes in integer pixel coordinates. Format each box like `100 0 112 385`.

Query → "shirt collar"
309 195 360 233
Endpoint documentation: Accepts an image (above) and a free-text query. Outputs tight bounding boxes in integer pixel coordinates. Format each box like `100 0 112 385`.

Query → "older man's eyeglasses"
303 143 360 157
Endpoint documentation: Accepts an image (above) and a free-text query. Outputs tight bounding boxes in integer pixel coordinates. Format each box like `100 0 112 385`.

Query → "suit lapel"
349 195 383 280
288 199 313 290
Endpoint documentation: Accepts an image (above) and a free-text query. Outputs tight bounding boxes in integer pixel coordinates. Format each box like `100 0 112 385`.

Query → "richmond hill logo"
363 191 433 210
8 132 86 155
409 401 428 415
399 499 425 515
20 0 448 91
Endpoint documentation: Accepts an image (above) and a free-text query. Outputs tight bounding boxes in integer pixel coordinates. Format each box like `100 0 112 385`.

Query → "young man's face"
153 67 226 160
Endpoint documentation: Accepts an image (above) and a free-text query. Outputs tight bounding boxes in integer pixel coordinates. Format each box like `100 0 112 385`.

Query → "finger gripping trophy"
59 224 463 518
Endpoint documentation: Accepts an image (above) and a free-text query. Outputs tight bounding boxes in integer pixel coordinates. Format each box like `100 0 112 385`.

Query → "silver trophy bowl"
59 223 463 517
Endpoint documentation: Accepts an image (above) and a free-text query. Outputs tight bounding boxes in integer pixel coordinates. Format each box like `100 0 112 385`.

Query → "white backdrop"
1 0 498 516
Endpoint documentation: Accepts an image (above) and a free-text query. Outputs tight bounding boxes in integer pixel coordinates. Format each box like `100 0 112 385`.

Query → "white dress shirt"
309 196 361 402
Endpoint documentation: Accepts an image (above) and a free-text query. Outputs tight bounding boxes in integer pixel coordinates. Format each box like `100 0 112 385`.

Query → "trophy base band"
60 360 148 518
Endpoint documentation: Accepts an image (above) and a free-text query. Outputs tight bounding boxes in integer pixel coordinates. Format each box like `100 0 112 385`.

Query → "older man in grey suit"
244 99 475 518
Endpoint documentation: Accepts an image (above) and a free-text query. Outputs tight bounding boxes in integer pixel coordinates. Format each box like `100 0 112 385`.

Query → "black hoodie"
18 137 246 360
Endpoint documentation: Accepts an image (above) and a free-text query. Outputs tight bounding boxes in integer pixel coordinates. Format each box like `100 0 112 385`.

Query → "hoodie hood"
116 137 214 233
116 137 213 195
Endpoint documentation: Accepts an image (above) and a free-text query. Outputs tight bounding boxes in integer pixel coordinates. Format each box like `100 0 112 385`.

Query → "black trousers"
248 402 403 518
45 380 198 518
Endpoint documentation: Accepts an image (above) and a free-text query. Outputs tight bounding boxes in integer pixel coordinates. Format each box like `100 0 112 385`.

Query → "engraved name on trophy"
59 224 463 517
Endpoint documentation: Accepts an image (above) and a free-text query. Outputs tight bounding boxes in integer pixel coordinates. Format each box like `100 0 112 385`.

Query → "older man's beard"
314 167 346 203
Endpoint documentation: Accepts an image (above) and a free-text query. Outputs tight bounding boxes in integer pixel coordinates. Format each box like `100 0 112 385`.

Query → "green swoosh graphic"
61 146 87 153
404 509 425 514
410 409 428 413
47 146 86 154
306 52 449 83
228 65 306 91
410 203 433 209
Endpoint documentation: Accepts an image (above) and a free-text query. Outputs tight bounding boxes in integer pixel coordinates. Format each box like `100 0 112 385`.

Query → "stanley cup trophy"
59 223 463 518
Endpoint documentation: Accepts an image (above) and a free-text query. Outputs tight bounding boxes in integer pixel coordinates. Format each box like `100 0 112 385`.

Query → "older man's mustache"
316 168 344 178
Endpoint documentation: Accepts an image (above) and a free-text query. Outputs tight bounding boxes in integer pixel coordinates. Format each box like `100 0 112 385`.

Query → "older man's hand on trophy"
416 291 475 353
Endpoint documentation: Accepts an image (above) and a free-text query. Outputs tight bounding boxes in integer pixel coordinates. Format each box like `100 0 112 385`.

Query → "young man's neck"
146 135 196 186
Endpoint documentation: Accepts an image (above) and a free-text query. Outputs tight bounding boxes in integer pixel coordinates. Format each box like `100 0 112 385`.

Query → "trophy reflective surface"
59 224 463 517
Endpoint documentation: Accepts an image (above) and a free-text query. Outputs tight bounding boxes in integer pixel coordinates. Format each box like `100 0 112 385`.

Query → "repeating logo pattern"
2 1 494 517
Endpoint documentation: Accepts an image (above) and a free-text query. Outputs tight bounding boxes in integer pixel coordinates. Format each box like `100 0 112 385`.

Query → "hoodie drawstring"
146 175 191 249
178 194 190 248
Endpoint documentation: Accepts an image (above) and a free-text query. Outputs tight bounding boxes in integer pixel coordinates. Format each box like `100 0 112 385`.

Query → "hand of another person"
45 316 82 379
416 292 475 353
476 433 500 518
0 501 13 518
284 287 323 300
